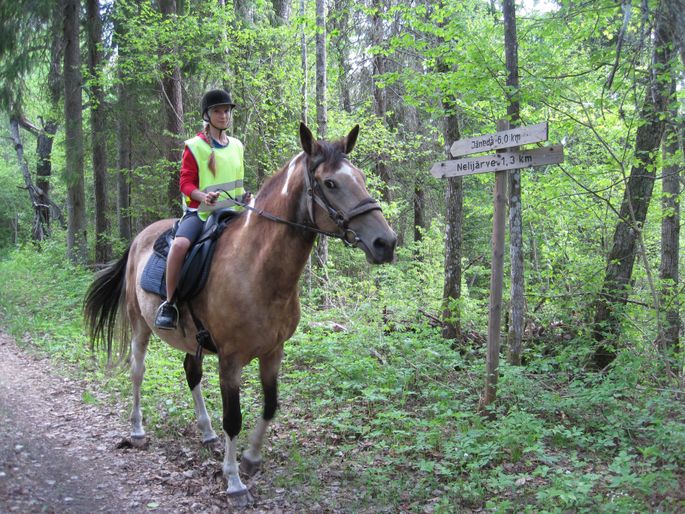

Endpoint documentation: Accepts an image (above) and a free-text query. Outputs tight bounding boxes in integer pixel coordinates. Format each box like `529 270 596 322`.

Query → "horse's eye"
324 179 337 190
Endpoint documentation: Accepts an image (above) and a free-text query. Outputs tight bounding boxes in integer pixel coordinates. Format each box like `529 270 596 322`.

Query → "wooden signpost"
432 120 564 411
431 144 564 178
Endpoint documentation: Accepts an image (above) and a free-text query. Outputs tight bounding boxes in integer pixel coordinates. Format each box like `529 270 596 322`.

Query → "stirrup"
154 301 179 330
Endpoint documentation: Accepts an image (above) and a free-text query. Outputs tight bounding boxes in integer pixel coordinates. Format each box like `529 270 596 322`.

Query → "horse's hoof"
239 455 262 477
115 436 148 450
130 435 148 449
227 488 253 508
201 434 219 445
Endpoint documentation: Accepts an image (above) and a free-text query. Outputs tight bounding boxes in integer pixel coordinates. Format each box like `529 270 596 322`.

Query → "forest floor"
0 330 323 514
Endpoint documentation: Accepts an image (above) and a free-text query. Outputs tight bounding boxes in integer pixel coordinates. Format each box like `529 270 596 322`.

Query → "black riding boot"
154 301 179 330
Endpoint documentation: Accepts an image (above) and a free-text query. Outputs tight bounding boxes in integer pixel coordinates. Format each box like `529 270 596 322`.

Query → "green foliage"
0 222 684 511
1 0 684 511
0 147 26 248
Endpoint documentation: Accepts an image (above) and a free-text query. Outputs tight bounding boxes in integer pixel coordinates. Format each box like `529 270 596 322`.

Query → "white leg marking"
129 338 146 439
243 418 271 463
191 384 217 443
281 152 304 196
223 434 247 494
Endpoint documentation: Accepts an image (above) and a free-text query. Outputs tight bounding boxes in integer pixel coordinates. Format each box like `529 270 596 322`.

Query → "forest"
0 0 684 511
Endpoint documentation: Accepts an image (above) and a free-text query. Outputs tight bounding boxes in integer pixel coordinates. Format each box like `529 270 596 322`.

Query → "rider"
155 88 251 330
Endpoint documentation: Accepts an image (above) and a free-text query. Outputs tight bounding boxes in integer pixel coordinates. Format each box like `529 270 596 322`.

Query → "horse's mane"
256 160 292 200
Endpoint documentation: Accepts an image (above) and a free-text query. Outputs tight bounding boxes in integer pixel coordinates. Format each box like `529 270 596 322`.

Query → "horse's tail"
83 246 131 364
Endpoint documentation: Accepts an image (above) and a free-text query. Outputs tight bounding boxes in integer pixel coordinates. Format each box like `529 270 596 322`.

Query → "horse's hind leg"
130 321 151 440
241 346 283 477
183 353 218 443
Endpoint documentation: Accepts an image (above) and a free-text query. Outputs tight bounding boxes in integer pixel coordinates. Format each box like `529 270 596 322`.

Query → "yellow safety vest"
184 135 245 221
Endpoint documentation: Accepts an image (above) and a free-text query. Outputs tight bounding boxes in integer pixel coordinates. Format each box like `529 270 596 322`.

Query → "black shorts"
174 210 205 244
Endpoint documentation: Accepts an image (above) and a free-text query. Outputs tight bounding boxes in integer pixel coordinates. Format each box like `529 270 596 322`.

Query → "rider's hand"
204 191 220 205
242 192 253 204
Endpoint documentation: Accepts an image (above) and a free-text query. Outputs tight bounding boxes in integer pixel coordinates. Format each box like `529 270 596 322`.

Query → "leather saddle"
140 208 241 302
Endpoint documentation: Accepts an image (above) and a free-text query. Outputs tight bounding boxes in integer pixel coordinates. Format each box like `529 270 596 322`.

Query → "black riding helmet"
201 89 236 121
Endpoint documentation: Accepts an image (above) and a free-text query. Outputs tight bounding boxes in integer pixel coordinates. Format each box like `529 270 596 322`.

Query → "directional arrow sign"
450 122 548 157
431 144 564 179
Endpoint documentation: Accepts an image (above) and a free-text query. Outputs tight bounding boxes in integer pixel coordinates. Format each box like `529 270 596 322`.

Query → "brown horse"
84 123 396 504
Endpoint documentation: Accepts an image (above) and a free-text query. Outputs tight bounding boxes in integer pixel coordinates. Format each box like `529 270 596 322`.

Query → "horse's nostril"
374 236 397 253
374 238 388 250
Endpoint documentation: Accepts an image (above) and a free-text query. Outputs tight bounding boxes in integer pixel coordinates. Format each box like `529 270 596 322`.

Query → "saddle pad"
153 227 173 259
139 210 240 301
140 252 167 299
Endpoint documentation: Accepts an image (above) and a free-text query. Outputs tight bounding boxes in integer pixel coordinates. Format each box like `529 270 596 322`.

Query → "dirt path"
0 331 290 514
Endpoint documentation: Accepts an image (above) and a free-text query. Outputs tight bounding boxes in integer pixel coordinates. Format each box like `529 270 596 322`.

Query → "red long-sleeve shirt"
178 131 209 209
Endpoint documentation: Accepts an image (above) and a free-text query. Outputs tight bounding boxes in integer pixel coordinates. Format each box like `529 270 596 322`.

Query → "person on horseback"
155 88 251 330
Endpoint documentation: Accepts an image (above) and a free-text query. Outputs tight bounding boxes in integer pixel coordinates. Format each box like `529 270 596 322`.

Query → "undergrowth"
0 239 683 513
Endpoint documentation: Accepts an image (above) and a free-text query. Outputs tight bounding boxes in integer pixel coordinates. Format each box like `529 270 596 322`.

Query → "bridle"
224 154 382 246
301 155 382 245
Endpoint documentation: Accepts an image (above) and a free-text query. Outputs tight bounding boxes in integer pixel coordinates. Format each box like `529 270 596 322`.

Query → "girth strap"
188 303 218 358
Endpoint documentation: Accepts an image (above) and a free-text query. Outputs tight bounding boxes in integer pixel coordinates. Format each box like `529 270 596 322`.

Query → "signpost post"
431 120 564 412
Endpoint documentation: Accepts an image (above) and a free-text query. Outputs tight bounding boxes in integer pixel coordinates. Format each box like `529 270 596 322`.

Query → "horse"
83 123 396 505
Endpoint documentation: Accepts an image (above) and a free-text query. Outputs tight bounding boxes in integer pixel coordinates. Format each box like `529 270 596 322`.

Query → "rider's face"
208 105 233 129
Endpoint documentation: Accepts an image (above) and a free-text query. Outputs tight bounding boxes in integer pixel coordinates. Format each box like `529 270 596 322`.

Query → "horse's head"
299 123 396 264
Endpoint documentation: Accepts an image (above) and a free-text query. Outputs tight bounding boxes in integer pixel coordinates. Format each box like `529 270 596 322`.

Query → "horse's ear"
300 122 316 155
344 124 360 154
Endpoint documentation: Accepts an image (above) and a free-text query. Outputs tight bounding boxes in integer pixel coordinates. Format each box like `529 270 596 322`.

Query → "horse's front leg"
219 359 251 504
241 346 282 476
183 353 218 443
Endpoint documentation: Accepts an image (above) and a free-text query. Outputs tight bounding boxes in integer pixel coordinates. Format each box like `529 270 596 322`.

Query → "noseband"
223 154 382 246
302 155 382 245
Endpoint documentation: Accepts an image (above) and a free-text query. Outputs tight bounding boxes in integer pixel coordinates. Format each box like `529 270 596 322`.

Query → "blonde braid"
203 123 217 176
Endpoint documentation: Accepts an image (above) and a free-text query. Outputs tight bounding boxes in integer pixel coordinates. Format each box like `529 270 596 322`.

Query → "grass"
0 239 683 512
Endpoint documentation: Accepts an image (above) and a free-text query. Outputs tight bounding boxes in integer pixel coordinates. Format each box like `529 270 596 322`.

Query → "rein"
221 155 382 246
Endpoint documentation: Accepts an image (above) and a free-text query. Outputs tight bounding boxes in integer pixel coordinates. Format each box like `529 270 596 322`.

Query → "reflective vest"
184 135 245 221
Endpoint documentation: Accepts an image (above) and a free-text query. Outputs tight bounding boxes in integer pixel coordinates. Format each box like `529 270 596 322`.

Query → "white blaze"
337 162 363 187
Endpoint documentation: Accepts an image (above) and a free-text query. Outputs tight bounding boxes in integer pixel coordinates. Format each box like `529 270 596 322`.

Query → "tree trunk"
665 0 685 66
441 101 463 341
34 120 59 235
314 0 329 277
63 0 87 264
435 1 463 341
10 117 48 242
271 0 291 25
159 0 184 217
300 0 308 124
592 6 675 368
331 0 352 113
113 1 133 242
315 0 327 139
409 106 427 247
34 2 65 234
116 82 133 242
87 0 111 264
371 0 391 201
233 0 253 23
503 0 524 366
659 118 681 354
